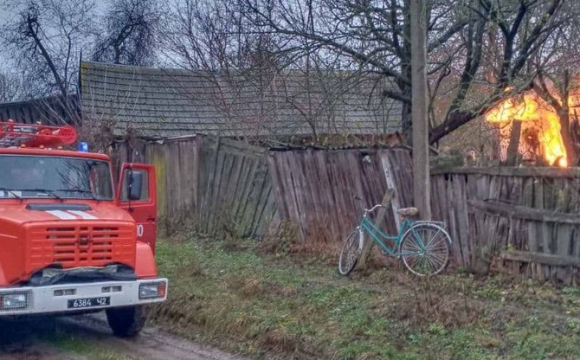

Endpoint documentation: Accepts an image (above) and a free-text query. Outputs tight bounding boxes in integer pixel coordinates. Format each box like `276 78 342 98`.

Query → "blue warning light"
77 142 89 152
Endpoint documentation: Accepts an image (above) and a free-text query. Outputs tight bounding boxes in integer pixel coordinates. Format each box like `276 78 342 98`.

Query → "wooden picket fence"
196 136 278 238
268 148 413 244
115 134 580 285
115 135 278 237
432 167 580 285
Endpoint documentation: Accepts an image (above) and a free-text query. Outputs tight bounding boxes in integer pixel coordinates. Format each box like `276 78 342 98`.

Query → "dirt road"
0 315 246 360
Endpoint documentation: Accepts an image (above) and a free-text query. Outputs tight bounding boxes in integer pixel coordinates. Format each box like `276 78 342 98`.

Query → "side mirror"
128 170 143 201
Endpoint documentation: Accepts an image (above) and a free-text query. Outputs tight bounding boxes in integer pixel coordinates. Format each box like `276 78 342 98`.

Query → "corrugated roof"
80 61 402 137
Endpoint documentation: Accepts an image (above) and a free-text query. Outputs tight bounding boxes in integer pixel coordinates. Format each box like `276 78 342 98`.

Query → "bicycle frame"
359 215 408 256
357 205 434 257
339 203 452 277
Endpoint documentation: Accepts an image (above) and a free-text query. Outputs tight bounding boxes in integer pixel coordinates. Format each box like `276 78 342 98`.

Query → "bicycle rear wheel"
338 230 362 276
399 223 451 276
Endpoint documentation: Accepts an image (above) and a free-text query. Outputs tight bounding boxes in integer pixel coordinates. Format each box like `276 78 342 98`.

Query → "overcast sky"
0 1 109 71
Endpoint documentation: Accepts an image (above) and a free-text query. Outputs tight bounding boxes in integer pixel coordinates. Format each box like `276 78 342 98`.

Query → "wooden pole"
410 0 431 220
359 189 395 269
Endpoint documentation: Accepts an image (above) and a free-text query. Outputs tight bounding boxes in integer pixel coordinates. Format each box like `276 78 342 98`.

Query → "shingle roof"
80 61 402 138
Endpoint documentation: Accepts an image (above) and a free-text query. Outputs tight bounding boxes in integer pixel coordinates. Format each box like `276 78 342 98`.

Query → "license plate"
67 297 110 309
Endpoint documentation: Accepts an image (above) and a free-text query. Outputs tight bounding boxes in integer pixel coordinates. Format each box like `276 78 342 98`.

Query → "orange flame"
486 93 568 167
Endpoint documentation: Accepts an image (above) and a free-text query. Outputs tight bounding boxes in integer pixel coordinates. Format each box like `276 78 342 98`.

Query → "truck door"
118 163 158 253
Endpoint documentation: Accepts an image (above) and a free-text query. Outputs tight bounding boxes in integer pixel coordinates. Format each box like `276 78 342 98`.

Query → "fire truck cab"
0 121 167 337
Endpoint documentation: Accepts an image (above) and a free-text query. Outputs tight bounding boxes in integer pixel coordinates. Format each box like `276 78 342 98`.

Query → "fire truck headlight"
139 282 167 299
1 292 29 310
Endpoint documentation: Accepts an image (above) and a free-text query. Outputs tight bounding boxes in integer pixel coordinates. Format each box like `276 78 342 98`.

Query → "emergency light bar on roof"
0 120 77 148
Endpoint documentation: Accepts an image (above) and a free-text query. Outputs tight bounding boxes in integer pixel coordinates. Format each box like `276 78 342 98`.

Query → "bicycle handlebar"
364 204 389 214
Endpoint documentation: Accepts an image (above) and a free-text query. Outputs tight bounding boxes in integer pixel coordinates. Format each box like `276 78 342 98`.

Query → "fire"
486 93 568 167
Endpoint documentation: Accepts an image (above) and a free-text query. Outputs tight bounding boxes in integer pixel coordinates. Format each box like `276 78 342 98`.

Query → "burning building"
485 91 569 167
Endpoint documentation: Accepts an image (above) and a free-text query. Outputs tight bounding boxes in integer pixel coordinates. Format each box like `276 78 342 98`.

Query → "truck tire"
106 305 147 337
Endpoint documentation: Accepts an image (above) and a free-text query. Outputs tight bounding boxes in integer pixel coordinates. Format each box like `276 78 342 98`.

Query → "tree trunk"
27 17 67 97
558 108 579 166
571 113 580 166
506 120 522 166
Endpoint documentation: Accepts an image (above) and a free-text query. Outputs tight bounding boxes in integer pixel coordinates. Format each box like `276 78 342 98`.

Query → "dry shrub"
303 217 337 248
226 276 264 298
258 221 298 256
161 231 195 244
356 254 401 277
149 295 202 327
163 215 197 237
77 116 116 153
258 328 299 353
265 283 299 297
378 276 486 330
211 208 239 240
193 207 232 239
469 244 496 275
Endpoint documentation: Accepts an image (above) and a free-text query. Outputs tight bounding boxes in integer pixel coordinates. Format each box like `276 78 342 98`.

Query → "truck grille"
27 224 135 272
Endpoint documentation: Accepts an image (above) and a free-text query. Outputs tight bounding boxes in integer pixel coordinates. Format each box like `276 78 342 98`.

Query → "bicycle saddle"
397 207 419 217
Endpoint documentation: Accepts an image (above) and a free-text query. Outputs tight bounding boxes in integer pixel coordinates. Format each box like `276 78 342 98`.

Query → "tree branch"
26 14 67 96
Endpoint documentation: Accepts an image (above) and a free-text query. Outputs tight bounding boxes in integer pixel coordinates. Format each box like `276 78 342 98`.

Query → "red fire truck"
0 121 167 337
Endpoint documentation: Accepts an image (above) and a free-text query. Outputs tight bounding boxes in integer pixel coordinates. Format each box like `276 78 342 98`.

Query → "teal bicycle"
338 204 452 277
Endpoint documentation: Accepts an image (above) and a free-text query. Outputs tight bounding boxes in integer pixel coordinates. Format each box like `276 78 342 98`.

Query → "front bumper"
0 278 168 316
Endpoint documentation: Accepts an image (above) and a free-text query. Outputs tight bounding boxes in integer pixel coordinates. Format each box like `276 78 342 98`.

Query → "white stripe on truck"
68 210 98 220
46 210 77 220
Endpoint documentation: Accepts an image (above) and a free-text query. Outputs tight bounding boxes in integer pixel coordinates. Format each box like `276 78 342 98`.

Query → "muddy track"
0 315 246 360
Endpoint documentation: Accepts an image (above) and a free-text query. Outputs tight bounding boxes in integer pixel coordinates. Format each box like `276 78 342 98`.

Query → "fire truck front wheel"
106 305 147 337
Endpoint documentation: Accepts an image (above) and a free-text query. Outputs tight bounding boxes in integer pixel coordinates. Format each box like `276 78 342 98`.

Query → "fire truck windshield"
0 155 113 200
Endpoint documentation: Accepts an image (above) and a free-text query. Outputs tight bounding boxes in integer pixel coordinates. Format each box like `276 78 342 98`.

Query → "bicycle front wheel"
399 223 451 276
338 230 362 276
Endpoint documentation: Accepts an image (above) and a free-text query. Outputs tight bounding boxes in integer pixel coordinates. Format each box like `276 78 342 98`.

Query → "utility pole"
410 0 431 220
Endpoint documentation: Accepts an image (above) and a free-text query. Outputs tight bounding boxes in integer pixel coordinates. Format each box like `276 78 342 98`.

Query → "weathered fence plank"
501 250 580 268
469 200 580 225
432 167 580 178
434 166 580 285
117 135 580 285
115 135 277 239
267 148 411 244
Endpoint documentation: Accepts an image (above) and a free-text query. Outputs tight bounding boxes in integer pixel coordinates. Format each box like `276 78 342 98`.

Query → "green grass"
150 235 580 359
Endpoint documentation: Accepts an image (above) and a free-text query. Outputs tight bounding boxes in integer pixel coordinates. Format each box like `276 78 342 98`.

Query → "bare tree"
524 1 580 165
161 0 266 71
0 0 96 98
238 0 570 145
160 0 286 138
0 71 24 103
161 0 399 141
92 0 162 66
431 0 572 145
0 0 94 96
